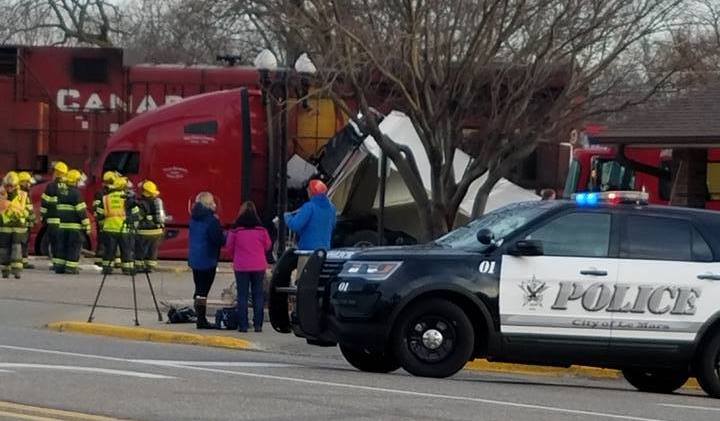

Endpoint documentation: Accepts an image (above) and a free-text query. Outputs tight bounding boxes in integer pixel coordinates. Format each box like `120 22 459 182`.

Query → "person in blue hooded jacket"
188 192 225 329
284 179 336 251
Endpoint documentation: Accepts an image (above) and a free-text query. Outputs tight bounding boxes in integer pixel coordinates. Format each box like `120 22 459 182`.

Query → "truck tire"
622 368 689 394
339 344 400 373
391 298 474 378
695 331 720 398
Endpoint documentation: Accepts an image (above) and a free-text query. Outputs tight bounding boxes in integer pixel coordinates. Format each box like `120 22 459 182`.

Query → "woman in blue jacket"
188 192 225 329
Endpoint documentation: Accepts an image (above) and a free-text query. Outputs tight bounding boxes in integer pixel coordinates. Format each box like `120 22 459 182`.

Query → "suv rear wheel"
696 331 720 398
339 345 400 373
391 298 474 378
622 368 689 394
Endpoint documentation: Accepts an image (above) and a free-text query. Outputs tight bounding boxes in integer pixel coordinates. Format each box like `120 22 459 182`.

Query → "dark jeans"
193 268 217 298
235 271 265 330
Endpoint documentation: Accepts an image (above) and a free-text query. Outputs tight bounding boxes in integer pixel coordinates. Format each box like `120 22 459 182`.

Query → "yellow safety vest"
1 191 28 227
102 192 127 233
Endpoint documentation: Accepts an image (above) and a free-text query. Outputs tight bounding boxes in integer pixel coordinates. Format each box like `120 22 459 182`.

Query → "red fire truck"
562 145 720 210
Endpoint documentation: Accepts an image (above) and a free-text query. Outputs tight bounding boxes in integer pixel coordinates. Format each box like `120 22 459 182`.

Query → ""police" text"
551 282 701 315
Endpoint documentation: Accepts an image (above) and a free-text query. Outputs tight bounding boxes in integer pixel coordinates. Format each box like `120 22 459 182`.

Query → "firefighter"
97 176 140 275
41 161 68 268
134 180 165 273
0 172 29 278
17 172 36 269
55 170 90 274
93 171 119 266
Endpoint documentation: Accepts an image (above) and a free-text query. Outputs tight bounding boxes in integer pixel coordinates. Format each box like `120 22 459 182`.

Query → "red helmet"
308 179 328 196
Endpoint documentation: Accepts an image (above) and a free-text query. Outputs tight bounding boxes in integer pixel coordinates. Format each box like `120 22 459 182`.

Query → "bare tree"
121 0 275 64
249 0 683 241
1 0 123 46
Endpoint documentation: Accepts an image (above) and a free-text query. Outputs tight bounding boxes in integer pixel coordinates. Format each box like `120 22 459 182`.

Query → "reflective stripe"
11 227 28 234
47 218 60 224
75 202 87 211
52 258 65 264
59 223 83 230
57 204 75 211
122 262 134 268
40 207 48 213
65 261 79 268
10 262 23 269
138 229 164 236
41 194 57 203
0 227 13 233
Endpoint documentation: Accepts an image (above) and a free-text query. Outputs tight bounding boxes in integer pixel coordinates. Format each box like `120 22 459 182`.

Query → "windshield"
435 201 560 250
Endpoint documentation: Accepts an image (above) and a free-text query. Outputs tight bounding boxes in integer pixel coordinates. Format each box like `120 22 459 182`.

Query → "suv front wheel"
696 331 720 398
391 298 474 378
339 345 400 373
622 368 689 394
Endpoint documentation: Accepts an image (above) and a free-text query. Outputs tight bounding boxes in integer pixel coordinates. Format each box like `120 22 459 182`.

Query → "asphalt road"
1 265 720 420
0 325 718 421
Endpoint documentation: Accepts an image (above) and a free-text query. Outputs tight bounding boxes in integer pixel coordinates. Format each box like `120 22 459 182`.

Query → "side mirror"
509 239 544 256
476 228 494 245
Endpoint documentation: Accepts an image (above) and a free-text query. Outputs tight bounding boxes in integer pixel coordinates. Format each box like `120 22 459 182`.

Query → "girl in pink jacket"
225 202 272 332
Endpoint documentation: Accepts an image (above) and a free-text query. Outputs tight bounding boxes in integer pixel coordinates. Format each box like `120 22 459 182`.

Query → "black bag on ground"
167 306 197 324
215 307 239 330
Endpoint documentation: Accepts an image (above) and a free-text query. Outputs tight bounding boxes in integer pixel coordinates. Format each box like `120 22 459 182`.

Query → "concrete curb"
466 359 701 390
46 321 254 351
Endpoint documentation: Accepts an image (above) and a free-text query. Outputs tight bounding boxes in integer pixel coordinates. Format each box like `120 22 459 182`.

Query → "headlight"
339 261 402 281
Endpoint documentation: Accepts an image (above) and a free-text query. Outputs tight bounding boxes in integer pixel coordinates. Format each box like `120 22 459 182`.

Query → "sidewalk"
0 258 701 388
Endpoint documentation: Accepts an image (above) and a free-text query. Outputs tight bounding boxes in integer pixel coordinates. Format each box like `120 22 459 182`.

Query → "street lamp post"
254 50 319 255
254 49 279 245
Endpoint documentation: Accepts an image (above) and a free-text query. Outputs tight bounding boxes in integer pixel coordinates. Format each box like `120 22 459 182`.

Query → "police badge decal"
520 276 549 310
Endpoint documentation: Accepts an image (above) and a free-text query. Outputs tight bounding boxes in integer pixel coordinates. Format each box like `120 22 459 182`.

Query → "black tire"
343 230 380 248
696 331 720 398
339 344 400 373
391 298 474 378
622 368 689 394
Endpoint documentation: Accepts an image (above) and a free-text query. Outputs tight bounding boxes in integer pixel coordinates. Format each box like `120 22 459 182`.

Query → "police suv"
269 191 720 398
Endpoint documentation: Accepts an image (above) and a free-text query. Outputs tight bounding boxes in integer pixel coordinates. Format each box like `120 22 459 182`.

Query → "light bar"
571 191 649 206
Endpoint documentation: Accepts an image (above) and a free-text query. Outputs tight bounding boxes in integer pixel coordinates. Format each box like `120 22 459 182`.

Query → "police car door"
500 210 618 357
610 214 720 364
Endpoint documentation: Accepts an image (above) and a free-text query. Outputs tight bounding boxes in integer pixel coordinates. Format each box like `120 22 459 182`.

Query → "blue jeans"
235 271 265 330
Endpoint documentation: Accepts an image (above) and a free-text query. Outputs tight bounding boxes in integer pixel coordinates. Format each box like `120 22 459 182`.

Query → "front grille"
319 260 345 286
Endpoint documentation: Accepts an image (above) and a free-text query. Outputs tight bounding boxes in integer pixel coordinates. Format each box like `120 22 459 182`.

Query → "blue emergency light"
571 191 649 206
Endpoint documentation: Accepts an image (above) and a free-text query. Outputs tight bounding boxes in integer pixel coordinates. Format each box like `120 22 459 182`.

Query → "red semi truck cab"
86 87 267 259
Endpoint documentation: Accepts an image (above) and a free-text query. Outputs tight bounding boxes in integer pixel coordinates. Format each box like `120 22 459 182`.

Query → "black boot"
194 297 214 329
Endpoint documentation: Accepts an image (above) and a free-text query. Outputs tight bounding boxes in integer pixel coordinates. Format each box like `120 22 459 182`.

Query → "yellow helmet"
64 169 82 186
142 180 159 197
3 171 19 186
53 161 68 177
111 176 127 191
103 171 119 184
18 171 33 184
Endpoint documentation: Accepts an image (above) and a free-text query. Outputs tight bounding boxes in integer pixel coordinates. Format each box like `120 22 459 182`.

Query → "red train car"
0 45 261 173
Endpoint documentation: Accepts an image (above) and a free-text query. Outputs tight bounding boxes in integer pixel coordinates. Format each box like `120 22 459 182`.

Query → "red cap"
308 179 328 196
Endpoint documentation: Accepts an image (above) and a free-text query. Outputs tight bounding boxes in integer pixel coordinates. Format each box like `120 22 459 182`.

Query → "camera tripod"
87 268 163 326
